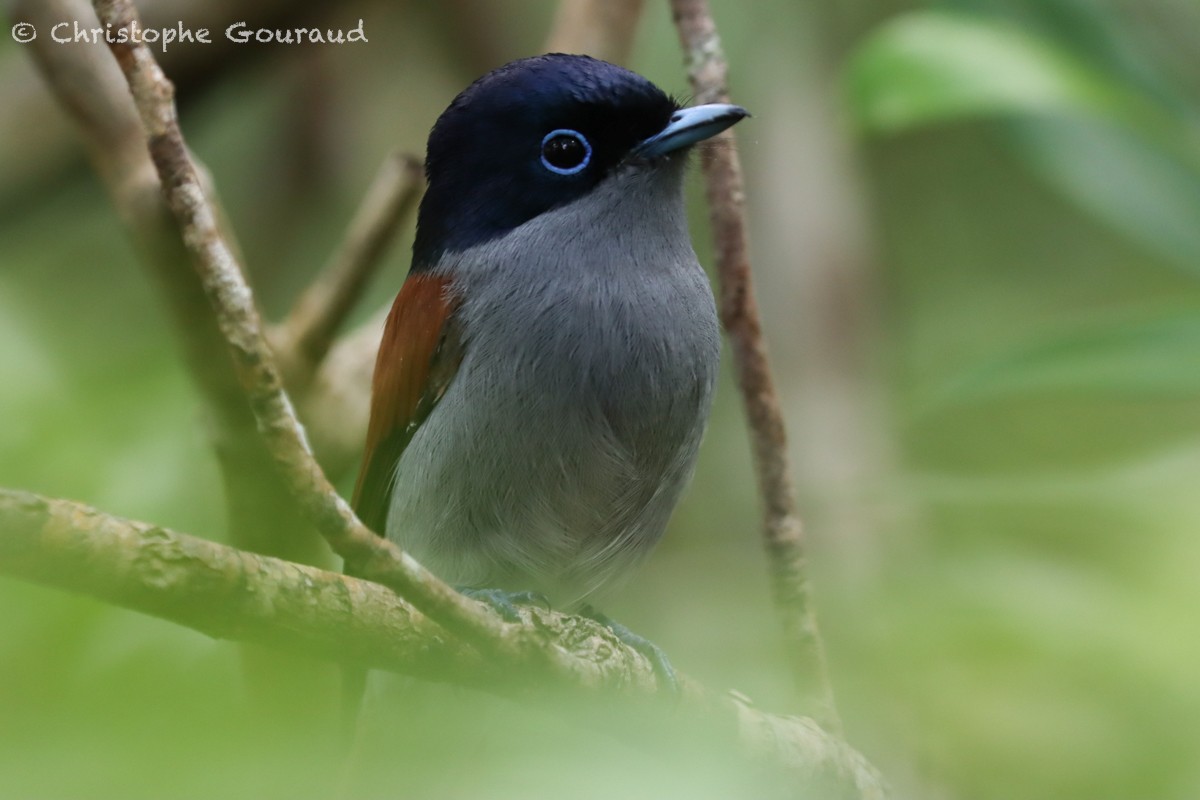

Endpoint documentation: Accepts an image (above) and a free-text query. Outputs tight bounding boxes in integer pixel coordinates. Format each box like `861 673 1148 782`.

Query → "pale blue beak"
633 103 749 158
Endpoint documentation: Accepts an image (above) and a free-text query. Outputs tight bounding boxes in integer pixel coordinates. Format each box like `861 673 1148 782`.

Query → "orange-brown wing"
352 273 462 538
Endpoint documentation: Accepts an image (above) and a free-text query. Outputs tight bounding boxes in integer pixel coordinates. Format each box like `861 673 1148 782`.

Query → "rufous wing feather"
352 273 462 539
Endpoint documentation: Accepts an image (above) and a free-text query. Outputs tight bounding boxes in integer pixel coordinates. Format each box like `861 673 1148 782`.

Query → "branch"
0 487 888 798
0 488 473 683
544 0 646 64
273 151 424 385
669 0 840 729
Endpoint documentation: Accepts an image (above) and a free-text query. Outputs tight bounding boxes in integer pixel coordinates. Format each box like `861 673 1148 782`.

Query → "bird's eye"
540 129 592 175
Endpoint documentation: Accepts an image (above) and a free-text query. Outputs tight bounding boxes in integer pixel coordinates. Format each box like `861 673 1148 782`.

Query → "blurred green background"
2 0 1199 797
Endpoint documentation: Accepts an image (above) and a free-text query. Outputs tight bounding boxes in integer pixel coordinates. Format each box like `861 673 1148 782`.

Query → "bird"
351 53 747 667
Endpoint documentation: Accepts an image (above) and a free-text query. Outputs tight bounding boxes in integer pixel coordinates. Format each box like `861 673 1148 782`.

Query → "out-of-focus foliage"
840 3 1200 799
925 310 1200 407
848 11 1143 132
848 5 1200 407
2 1 1199 798
849 8 1200 276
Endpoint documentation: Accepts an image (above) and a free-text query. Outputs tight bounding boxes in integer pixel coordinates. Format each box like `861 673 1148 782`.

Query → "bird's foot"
579 605 680 696
458 587 551 623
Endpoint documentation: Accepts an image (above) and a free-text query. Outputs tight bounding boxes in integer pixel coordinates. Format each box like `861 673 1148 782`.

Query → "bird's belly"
386 274 718 605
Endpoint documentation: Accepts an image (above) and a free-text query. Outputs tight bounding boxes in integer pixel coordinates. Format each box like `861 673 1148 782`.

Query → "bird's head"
411 53 747 268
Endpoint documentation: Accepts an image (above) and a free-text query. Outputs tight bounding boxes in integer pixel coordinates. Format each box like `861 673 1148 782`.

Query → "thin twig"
669 0 840 730
544 0 646 64
0 486 888 798
274 151 424 384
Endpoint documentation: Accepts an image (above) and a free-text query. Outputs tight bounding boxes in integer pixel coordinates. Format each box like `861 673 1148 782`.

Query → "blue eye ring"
540 129 592 175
